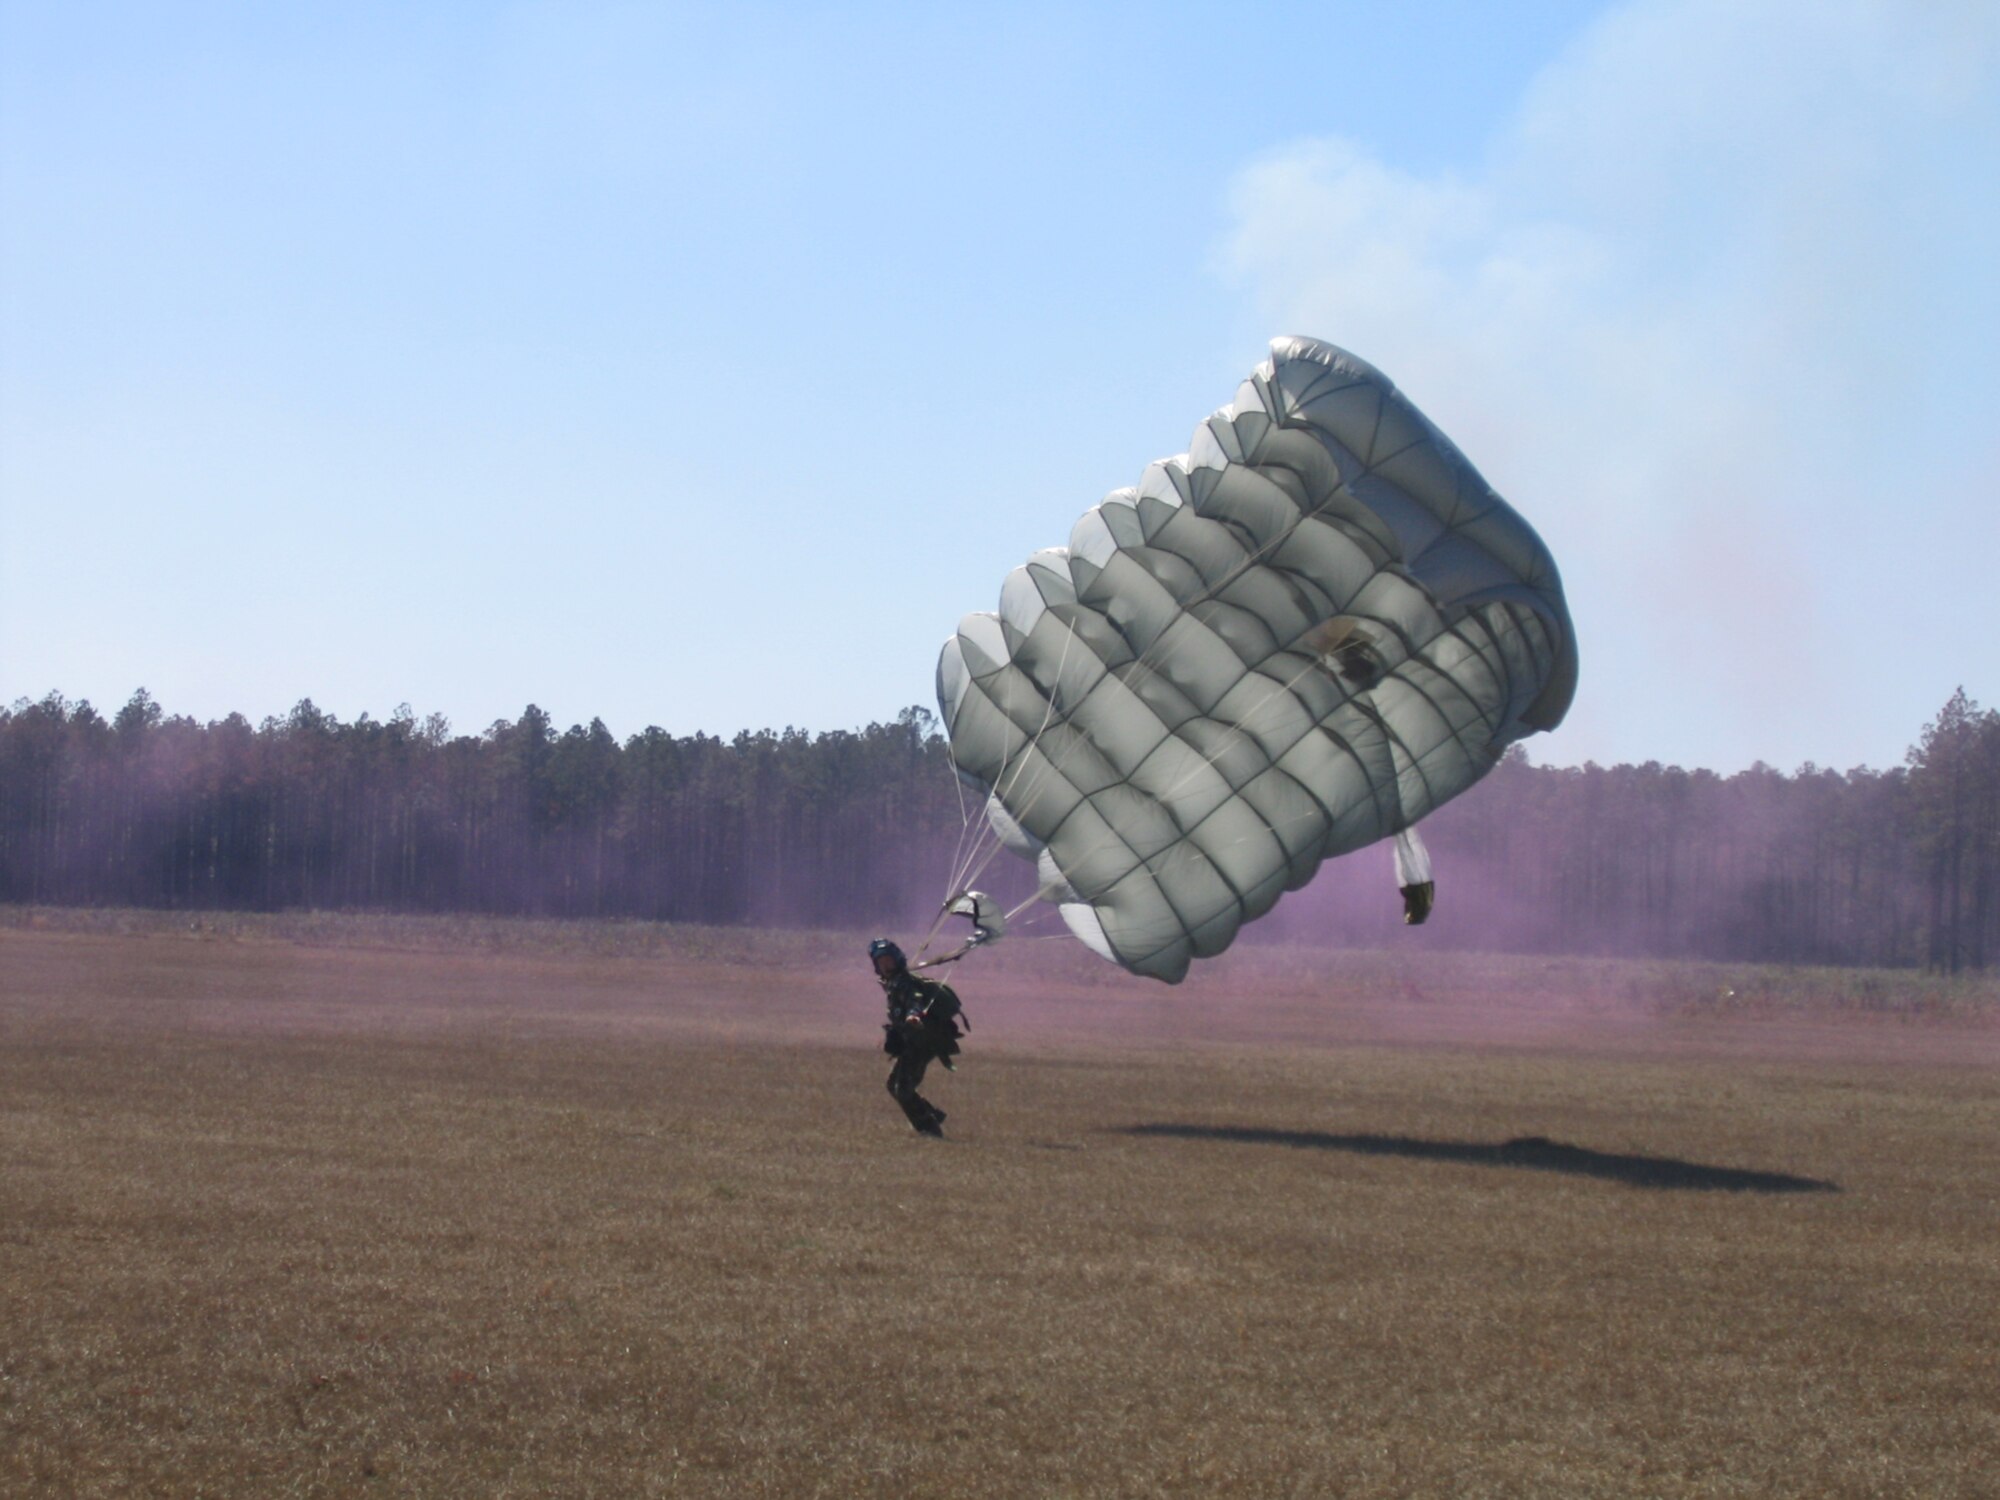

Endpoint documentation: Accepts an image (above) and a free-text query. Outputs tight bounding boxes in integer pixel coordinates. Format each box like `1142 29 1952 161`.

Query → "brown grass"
2 910 1997 1497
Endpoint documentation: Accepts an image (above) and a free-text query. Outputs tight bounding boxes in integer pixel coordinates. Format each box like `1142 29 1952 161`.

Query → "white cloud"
1223 0 2000 770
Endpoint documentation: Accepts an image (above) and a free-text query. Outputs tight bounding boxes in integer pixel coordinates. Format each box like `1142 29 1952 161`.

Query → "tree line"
2 687 1994 971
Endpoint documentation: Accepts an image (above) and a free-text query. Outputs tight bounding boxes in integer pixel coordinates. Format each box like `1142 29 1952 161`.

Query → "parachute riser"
911 888 1005 971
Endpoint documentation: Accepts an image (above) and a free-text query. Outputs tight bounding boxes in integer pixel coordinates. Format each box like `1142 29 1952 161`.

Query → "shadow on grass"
1119 1125 1838 1193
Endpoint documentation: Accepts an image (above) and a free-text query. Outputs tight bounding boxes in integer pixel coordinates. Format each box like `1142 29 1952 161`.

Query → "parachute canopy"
938 336 1576 982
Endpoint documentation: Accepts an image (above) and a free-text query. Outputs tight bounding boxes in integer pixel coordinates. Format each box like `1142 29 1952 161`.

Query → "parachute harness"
911 889 1007 973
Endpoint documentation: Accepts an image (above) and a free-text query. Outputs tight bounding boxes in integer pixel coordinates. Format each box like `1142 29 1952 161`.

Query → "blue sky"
3 0 1994 772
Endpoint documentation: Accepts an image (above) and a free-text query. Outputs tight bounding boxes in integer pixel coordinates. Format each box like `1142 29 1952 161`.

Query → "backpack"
920 980 964 1037
912 978 967 1058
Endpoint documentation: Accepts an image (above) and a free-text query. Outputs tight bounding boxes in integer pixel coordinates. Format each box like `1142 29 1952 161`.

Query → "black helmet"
868 937 906 968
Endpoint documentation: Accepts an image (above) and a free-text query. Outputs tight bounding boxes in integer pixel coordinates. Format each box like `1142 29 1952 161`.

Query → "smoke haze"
1222 0 2000 773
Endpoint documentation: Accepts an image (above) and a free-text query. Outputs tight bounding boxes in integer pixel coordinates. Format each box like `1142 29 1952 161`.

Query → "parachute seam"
1433 616 1514 742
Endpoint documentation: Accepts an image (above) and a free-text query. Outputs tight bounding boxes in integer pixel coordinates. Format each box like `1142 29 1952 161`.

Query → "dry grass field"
3 908 1997 1498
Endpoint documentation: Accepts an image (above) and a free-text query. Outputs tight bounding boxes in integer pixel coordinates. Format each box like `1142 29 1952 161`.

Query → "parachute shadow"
1118 1125 1838 1194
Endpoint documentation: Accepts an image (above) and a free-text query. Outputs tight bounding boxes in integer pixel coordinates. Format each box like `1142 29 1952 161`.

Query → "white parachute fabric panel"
1392 827 1433 889
1394 827 1436 926
938 337 1577 981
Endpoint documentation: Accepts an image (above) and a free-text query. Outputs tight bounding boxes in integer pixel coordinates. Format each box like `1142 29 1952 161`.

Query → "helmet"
868 937 906 968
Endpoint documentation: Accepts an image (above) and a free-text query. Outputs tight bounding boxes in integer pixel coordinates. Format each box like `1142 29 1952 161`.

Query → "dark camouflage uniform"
881 970 962 1135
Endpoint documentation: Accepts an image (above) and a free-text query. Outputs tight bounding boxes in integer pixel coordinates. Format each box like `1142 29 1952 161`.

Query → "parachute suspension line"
943 786 1003 907
948 739 974 840
945 782 1002 905
923 720 996 971
945 826 1015 906
937 763 982 931
1003 889 1046 923
985 609 1077 819
936 806 1052 943
914 891 1010 970
908 901 956 967
943 734 1021 902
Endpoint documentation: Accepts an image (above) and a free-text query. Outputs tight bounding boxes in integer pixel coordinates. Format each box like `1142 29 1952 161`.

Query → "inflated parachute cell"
937 337 1577 981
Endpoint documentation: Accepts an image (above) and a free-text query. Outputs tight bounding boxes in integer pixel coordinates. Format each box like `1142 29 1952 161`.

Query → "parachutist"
870 937 966 1137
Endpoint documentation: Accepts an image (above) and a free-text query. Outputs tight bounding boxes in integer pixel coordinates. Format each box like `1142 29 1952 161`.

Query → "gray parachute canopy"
937 336 1576 982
